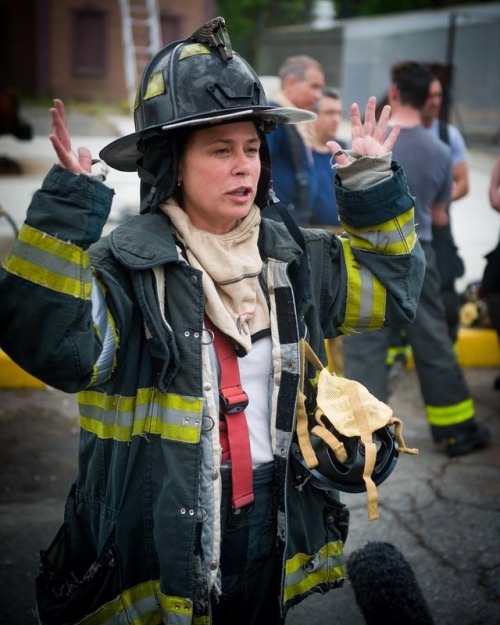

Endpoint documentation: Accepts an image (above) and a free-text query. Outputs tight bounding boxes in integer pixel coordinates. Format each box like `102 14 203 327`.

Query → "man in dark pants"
343 61 491 457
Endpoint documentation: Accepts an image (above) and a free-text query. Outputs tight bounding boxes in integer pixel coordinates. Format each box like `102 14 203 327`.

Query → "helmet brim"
100 106 316 172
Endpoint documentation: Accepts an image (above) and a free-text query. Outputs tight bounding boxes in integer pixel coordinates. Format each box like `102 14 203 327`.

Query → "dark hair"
322 86 341 100
391 61 434 109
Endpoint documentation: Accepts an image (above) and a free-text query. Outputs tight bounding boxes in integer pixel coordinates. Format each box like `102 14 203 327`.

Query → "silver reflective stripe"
77 388 203 443
344 208 416 255
356 262 376 326
91 278 117 383
71 580 194 624
13 237 88 280
352 216 413 247
340 239 386 333
4 224 92 298
284 541 345 603
152 265 172 330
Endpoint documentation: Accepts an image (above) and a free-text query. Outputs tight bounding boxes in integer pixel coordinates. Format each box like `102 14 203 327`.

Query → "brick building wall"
0 0 38 95
1 0 213 105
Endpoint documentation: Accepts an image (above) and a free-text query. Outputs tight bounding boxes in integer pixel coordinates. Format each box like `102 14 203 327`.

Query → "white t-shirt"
428 118 468 165
238 336 274 466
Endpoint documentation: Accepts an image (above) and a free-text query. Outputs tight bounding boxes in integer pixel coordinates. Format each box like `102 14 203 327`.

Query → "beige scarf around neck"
160 199 270 352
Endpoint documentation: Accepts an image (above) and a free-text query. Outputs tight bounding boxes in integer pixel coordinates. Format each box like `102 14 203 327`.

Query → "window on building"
0 8 8 83
72 9 107 77
160 13 182 46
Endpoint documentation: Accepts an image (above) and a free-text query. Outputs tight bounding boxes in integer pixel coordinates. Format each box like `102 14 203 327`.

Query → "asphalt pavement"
0 105 499 625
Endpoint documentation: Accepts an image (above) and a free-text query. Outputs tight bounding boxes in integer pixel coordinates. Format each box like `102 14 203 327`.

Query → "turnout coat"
0 162 424 624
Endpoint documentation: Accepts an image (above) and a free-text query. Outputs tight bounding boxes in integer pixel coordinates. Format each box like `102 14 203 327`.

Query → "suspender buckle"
220 389 249 414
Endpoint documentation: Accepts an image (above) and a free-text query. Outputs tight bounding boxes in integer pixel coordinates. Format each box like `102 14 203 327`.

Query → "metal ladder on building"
119 0 162 109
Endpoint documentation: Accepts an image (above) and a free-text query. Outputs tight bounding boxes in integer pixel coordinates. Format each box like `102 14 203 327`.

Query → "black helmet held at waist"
292 424 399 495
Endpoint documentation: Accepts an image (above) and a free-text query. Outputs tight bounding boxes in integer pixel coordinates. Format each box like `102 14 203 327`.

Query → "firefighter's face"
177 121 261 234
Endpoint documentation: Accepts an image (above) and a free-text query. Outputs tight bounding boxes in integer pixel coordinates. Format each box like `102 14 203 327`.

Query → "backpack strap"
438 119 450 146
283 124 311 223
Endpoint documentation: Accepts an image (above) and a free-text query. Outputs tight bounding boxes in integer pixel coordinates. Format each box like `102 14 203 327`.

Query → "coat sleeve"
315 162 425 338
0 165 118 392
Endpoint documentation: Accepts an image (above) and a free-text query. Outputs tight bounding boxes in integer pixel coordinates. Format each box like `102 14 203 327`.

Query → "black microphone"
347 541 435 625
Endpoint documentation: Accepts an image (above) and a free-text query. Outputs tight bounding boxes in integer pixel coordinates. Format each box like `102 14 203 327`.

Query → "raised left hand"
49 99 92 174
327 96 400 165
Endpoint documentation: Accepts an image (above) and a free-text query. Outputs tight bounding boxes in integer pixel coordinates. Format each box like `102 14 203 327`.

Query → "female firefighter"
0 16 424 625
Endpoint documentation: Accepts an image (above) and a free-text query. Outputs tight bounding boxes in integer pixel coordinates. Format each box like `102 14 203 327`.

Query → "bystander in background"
422 75 469 342
481 156 500 391
264 55 324 226
343 61 491 456
308 87 348 372
308 87 347 231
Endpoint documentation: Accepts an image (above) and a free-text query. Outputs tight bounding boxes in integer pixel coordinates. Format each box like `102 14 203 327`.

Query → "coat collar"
109 212 179 269
108 211 303 269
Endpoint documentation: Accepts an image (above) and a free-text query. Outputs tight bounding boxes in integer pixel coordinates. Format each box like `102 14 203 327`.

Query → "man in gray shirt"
343 61 490 457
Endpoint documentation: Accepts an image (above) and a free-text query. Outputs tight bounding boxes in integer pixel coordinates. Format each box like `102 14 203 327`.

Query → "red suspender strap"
205 318 255 511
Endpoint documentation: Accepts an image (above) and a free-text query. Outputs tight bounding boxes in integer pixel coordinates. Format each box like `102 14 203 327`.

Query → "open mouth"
229 187 252 198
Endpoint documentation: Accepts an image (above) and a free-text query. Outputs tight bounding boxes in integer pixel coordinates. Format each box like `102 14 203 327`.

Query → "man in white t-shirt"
421 76 469 342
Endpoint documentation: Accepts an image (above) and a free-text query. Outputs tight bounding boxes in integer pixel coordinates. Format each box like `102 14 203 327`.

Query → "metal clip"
220 390 249 414
190 17 233 61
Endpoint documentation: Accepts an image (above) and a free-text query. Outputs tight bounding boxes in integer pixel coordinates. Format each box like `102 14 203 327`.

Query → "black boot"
431 420 491 457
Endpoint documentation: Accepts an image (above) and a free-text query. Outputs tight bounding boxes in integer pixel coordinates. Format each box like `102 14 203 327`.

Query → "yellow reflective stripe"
89 361 100 388
77 580 193 624
284 541 345 602
3 224 92 298
77 388 203 443
179 43 210 59
143 70 165 100
339 239 386 334
17 224 90 267
343 208 416 255
385 344 412 366
158 592 193 623
425 398 475 427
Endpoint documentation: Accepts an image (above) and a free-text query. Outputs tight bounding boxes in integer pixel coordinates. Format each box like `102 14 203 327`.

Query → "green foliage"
215 0 316 62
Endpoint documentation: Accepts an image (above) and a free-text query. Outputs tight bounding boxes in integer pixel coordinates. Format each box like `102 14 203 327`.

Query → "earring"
177 179 182 187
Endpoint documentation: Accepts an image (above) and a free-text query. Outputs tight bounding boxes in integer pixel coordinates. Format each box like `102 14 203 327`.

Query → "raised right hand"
328 96 400 165
49 99 92 174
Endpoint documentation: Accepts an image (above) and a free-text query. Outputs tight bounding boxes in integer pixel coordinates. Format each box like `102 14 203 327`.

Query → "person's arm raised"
49 99 92 174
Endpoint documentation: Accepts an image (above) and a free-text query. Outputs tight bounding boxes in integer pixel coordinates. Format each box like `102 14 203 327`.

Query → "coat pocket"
283 481 349 610
35 485 121 625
